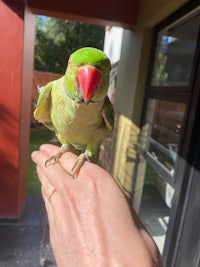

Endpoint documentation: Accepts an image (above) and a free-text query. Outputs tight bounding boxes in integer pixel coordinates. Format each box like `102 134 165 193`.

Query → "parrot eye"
68 59 73 68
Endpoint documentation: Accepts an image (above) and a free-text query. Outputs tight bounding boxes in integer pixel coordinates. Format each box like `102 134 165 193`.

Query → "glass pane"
151 13 200 86
140 99 186 254
146 99 186 177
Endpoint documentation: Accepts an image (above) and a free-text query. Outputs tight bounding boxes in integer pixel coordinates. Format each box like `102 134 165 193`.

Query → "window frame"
142 0 200 158
145 2 200 93
140 1 200 265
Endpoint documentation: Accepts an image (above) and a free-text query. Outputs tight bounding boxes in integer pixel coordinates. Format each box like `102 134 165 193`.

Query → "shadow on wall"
0 103 20 215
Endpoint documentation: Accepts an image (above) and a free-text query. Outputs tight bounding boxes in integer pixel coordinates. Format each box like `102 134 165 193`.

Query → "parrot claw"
44 144 90 178
44 144 69 167
45 154 59 167
71 151 90 178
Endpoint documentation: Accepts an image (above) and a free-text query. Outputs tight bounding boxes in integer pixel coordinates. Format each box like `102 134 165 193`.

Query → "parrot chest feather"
51 86 104 146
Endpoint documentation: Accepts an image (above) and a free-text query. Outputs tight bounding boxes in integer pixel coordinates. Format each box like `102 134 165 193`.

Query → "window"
151 18 199 87
149 9 200 101
139 5 200 255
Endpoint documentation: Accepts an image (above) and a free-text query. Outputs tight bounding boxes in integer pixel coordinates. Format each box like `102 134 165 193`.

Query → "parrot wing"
34 81 54 131
84 95 114 164
101 95 114 133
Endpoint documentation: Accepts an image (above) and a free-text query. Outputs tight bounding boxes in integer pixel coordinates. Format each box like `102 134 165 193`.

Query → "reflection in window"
146 99 186 175
140 8 200 256
151 13 199 86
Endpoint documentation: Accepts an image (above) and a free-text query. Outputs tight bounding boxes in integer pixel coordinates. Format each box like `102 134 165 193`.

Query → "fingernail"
39 144 48 152
31 151 38 161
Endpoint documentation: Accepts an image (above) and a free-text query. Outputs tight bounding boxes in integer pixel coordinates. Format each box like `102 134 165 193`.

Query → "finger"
34 143 103 180
39 144 79 173
36 165 47 185
32 149 72 190
36 166 56 209
39 144 61 156
42 178 56 202
31 148 57 167
41 185 55 228
41 183 68 233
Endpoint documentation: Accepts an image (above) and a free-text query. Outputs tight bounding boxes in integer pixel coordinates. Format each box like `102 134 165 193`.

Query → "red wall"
0 1 34 218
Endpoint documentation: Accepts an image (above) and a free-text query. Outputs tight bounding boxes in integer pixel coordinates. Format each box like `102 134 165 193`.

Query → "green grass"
143 164 161 198
28 128 52 194
144 164 157 187
27 129 159 195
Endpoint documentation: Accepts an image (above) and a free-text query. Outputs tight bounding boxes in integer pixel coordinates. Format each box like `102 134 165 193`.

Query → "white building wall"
103 26 123 64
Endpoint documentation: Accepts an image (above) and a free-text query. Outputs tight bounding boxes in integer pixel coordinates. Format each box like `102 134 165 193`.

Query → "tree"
34 16 105 74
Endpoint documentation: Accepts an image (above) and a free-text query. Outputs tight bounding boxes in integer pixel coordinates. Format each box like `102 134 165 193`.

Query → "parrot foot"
71 151 90 178
45 145 91 178
45 144 69 167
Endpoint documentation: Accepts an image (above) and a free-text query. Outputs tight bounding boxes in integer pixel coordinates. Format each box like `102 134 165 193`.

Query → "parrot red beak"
77 66 101 104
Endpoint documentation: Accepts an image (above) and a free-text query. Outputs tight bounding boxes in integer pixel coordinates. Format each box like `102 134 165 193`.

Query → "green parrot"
34 47 114 177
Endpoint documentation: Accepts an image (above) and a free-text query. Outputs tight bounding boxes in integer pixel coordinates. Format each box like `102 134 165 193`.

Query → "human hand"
32 144 162 267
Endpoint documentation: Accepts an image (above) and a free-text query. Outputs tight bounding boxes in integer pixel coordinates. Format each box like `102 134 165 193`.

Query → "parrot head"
64 47 111 104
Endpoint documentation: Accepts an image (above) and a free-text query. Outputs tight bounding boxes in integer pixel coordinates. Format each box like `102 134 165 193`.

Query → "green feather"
33 47 114 176
70 47 111 69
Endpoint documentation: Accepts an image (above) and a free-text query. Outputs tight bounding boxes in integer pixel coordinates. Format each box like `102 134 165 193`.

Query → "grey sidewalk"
0 195 56 267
